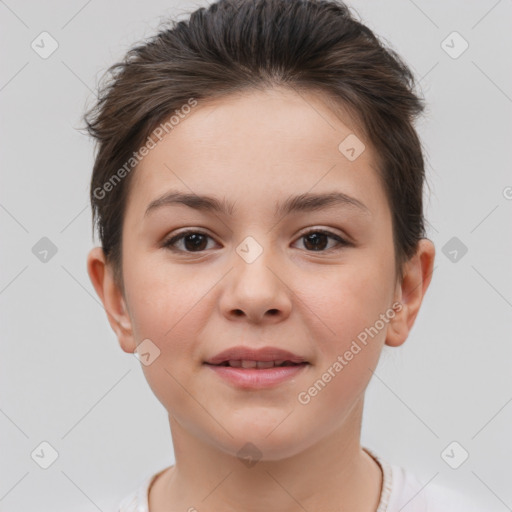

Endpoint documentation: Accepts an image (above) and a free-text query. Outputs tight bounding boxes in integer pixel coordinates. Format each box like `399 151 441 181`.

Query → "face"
91 87 413 461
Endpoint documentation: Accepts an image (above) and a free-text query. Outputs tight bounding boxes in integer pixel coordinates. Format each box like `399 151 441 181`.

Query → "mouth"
205 360 308 369
203 346 310 388
203 355 310 389
204 345 309 367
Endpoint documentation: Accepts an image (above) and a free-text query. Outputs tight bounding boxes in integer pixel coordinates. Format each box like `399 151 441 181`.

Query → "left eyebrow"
144 190 371 218
275 191 371 217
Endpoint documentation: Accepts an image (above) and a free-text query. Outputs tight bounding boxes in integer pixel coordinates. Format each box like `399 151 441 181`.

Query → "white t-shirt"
117 447 482 511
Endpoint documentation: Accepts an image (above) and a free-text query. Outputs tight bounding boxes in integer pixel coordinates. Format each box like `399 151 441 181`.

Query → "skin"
87 86 435 512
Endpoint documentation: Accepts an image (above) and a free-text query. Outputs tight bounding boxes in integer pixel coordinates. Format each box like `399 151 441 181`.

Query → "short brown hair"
84 0 429 293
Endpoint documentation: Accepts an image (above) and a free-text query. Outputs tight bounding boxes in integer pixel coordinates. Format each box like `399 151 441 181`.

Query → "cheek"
293 263 393 407
298 263 393 346
122 260 212 410
124 257 204 340
126 269 208 414
297 275 389 419
301 260 394 409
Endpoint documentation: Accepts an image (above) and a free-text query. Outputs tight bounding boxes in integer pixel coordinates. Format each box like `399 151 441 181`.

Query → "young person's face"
88 87 434 461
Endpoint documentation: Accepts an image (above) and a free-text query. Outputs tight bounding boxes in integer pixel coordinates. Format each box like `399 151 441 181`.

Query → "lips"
214 359 302 369
204 346 309 367
204 345 310 389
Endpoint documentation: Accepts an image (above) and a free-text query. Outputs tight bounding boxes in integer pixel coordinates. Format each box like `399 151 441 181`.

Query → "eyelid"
163 226 352 253
166 227 213 239
163 228 217 249
294 228 351 250
297 226 348 240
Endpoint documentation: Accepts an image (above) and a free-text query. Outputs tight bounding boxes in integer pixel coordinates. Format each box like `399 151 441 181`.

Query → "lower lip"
204 363 309 389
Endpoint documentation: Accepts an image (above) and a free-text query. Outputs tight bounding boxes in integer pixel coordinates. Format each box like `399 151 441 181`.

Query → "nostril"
231 308 279 318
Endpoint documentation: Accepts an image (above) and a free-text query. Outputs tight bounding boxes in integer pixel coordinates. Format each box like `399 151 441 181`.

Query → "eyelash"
162 228 350 253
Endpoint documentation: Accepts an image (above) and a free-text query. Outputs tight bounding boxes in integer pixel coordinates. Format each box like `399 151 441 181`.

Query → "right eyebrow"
144 190 236 218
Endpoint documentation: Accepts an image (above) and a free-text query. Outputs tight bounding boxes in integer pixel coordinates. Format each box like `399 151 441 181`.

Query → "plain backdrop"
1 0 511 510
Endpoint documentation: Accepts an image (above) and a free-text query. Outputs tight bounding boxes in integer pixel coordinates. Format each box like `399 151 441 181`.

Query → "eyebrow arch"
144 190 371 218
275 191 371 217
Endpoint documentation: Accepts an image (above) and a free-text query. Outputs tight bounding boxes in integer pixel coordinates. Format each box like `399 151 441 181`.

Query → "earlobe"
385 239 435 348
384 297 408 348
86 246 136 353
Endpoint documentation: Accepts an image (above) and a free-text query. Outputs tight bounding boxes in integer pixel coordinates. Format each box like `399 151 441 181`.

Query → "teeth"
255 361 275 369
223 360 300 368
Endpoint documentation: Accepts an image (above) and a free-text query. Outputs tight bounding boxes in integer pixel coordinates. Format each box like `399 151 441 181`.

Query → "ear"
385 239 435 347
86 246 136 353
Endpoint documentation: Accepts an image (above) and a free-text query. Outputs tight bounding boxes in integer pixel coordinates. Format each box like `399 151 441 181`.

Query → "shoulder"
117 469 165 512
387 464 482 512
363 447 484 512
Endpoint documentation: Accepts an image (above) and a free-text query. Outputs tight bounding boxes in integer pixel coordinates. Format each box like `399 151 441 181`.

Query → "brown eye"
163 231 215 252
296 230 349 252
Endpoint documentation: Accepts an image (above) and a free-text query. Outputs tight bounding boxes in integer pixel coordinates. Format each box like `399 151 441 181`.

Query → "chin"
214 423 313 463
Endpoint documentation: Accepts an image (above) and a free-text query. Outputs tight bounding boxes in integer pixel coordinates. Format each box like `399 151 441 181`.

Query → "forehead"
125 87 387 222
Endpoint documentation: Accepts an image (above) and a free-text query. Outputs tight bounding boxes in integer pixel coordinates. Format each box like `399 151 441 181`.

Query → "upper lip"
205 346 308 365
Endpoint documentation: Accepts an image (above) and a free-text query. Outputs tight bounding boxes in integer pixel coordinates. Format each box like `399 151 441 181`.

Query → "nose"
218 245 292 324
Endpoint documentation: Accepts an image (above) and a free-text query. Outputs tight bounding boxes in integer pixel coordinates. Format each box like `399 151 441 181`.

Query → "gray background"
1 0 511 510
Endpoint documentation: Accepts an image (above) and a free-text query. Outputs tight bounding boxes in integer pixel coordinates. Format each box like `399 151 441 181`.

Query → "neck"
149 399 383 512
